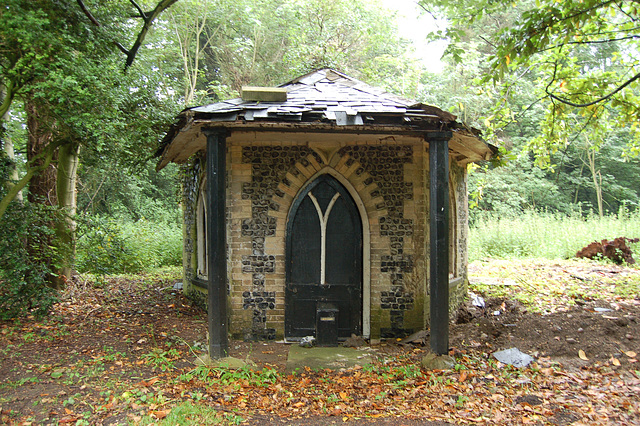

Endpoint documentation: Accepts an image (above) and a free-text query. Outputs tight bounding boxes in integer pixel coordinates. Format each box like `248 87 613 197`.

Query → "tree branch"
125 0 180 70
80 174 107 216
539 33 640 54
554 1 617 27
76 0 101 26
479 35 497 49
0 139 65 219
0 79 16 119
129 0 147 19
76 1 131 56
75 0 178 70
615 1 639 21
114 42 129 56
547 71 640 107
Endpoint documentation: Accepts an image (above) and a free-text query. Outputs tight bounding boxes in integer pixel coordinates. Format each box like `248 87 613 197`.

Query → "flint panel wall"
180 132 469 340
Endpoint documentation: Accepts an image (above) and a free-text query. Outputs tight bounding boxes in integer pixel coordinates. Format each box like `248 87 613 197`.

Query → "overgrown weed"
470 209 640 262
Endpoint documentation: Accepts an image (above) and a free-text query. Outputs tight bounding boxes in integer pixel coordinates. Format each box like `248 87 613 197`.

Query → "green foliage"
77 162 181 223
142 348 180 371
421 0 640 158
137 401 237 425
469 209 640 261
75 217 182 275
178 364 279 390
159 0 414 102
469 155 575 219
0 144 63 318
0 202 60 319
468 127 640 219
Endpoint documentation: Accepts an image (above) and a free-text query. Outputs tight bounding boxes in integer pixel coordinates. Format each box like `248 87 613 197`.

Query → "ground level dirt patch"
1 260 639 425
451 297 639 370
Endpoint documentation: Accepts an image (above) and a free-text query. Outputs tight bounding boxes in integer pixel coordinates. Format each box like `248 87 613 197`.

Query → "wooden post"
205 129 229 359
428 131 452 355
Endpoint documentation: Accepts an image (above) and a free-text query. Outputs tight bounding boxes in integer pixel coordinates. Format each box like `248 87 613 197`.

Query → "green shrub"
469 208 640 261
119 220 182 270
75 217 139 274
0 202 60 319
76 216 182 274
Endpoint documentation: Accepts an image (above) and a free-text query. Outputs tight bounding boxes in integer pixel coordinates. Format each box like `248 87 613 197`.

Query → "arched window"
196 183 207 277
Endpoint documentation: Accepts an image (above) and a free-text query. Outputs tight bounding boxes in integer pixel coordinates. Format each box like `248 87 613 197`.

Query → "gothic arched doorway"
285 174 363 340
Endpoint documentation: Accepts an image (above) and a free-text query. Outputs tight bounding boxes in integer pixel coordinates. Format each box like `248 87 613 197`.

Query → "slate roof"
157 68 495 169
188 68 455 125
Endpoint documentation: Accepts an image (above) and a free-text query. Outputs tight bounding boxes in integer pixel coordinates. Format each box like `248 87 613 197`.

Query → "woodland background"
1 0 639 318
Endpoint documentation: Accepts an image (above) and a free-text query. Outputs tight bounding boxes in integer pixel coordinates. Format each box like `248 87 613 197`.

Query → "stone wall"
180 132 470 341
180 154 204 302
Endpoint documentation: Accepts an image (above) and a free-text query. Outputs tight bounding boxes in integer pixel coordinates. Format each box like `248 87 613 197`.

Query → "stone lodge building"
156 68 495 350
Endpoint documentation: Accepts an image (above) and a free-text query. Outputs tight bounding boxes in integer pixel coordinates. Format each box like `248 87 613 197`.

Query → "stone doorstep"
285 345 374 373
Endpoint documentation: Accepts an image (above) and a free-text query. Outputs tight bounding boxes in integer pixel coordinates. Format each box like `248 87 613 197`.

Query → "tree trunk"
55 141 80 285
1 85 23 203
581 134 604 218
25 99 63 288
2 131 23 203
26 100 58 206
586 148 603 218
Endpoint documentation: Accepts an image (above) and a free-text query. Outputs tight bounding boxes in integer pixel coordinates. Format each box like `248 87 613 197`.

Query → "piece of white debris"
493 348 534 368
471 293 485 309
299 336 316 348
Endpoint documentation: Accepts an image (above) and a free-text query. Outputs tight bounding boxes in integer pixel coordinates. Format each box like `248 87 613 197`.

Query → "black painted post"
206 129 229 359
428 131 452 355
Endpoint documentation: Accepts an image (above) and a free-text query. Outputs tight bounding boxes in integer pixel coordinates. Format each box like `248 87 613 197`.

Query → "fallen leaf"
623 350 637 358
578 350 588 360
540 367 554 376
151 409 171 419
143 377 160 386
612 358 621 366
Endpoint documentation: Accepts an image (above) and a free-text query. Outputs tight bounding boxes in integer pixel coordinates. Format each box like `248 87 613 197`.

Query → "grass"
135 402 243 425
76 218 182 275
469 209 640 261
78 265 183 288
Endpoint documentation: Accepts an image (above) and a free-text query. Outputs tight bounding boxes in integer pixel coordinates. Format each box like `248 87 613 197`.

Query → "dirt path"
1 260 639 425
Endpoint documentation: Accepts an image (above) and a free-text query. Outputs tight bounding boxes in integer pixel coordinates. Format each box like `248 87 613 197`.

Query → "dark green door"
285 175 362 340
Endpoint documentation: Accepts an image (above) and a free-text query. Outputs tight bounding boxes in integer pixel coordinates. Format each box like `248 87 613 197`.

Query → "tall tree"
0 0 179 287
422 0 640 160
158 0 415 104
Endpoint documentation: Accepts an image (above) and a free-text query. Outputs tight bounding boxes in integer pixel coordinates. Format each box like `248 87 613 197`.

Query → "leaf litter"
0 259 638 425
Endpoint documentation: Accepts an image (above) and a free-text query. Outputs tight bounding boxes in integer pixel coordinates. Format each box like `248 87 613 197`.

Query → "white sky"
380 0 447 73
